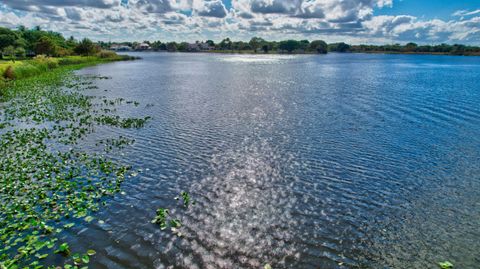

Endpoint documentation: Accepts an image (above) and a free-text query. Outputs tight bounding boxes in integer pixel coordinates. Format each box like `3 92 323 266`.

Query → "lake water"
73 53 480 268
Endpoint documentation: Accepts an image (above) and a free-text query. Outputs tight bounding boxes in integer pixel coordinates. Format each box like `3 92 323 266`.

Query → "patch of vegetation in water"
152 191 196 238
0 64 149 268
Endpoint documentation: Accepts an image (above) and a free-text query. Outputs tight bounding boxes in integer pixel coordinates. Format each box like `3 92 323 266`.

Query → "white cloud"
453 9 480 17
193 0 227 18
0 0 478 44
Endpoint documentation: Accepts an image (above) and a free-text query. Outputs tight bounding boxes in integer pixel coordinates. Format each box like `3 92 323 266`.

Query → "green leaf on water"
438 261 453 269
82 254 90 264
55 242 70 255
87 249 96 256
35 253 48 259
170 219 181 228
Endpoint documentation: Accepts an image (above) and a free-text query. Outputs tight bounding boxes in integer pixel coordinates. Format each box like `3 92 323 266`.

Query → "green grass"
0 53 136 82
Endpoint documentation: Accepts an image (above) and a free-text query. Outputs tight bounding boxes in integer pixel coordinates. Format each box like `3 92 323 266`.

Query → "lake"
72 53 480 268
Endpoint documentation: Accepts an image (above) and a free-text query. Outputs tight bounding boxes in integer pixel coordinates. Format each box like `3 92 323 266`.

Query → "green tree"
405 42 418 52
151 40 162 51
249 37 265 53
3 45 16 62
177 42 188 52
74 38 99 56
299 40 310 51
279 40 300 53
15 47 26 59
0 27 17 51
206 40 215 47
66 36 77 49
328 42 350 52
219 38 232 50
309 40 328 54
35 36 57 56
166 42 177 52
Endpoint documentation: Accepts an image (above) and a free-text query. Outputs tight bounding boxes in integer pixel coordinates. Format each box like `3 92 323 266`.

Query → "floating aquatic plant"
151 208 169 230
0 63 149 268
438 261 453 269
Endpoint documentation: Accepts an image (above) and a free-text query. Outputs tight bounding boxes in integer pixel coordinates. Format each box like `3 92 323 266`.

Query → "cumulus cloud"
2 0 119 10
0 0 478 44
193 0 227 18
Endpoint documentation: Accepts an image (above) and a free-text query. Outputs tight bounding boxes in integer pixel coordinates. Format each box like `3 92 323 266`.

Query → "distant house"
199 42 214 51
136 43 151 51
187 43 200 52
110 44 132 51
187 41 214 52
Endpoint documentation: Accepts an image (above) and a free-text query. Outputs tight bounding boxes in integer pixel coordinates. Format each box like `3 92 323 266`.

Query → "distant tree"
151 40 162 51
249 37 265 52
261 43 270 53
451 44 466 55
206 40 215 47
166 42 177 52
309 40 327 54
35 36 57 56
405 42 418 52
3 45 16 62
66 36 77 49
299 40 310 51
74 38 99 56
279 40 300 53
328 42 350 52
15 47 26 59
177 42 188 52
14 37 27 49
219 38 232 50
0 28 17 51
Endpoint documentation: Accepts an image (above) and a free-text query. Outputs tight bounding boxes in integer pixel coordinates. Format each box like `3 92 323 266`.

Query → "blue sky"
0 0 479 44
375 0 480 19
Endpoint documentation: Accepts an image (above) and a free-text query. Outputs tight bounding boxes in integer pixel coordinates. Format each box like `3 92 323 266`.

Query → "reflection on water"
71 53 480 268
218 54 298 63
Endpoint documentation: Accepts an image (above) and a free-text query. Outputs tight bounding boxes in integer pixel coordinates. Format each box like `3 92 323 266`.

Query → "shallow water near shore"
70 52 480 268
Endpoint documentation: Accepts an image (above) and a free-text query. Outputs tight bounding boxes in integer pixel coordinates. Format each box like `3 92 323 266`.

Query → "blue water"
73 53 480 268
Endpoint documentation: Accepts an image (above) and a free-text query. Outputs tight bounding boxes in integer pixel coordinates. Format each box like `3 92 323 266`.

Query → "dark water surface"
73 53 480 268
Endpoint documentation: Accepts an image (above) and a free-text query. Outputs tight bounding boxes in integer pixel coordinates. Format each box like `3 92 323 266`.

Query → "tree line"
2 26 479 58
0 26 102 60
103 38 480 56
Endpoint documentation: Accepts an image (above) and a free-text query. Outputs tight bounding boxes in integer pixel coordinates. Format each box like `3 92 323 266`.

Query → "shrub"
56 47 73 57
74 38 100 56
58 56 96 65
11 64 42 79
32 55 59 69
97 50 117 59
3 66 14 79
0 78 6 91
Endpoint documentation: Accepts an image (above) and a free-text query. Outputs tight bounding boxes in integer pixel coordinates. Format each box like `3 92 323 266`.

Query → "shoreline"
0 54 137 88
123 49 480 56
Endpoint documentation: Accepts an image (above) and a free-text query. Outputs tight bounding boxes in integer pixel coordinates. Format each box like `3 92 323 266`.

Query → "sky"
0 0 479 44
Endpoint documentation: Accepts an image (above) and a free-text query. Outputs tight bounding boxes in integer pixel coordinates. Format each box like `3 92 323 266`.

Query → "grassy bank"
0 58 149 268
0 53 136 83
